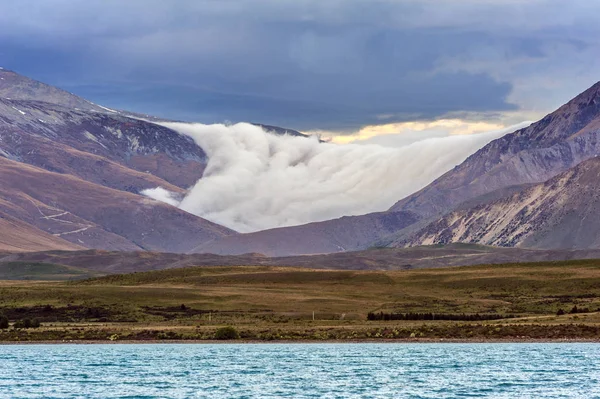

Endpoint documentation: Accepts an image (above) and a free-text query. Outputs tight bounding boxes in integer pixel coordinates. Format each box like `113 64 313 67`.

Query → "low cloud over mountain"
142 121 524 232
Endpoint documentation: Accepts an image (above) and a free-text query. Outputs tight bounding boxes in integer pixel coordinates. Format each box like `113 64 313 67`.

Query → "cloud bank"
142 122 528 232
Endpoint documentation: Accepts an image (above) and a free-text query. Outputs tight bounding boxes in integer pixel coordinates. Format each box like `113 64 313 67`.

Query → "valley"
2 69 600 343
2 259 600 342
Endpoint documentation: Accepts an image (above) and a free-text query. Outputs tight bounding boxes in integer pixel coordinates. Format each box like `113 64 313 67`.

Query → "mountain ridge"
389 80 600 219
398 156 600 249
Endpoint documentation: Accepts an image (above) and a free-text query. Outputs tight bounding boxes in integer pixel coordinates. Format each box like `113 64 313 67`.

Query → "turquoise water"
1 343 599 398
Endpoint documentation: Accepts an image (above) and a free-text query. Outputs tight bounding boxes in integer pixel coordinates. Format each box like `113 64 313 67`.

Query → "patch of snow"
97 104 118 113
53 226 92 236
105 126 124 139
89 101 118 113
83 131 108 149
127 135 141 151
11 106 26 115
41 211 70 220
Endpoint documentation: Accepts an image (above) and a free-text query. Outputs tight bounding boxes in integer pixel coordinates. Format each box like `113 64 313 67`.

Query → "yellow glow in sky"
326 119 507 144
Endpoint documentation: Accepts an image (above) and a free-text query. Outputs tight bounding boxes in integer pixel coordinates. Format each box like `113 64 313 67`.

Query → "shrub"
13 318 41 329
214 326 240 340
13 320 25 329
0 314 8 329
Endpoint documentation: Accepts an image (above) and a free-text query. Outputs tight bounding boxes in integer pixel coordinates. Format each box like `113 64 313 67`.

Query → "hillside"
4 244 600 276
400 157 600 249
0 146 234 252
193 211 420 256
390 82 600 219
0 212 84 252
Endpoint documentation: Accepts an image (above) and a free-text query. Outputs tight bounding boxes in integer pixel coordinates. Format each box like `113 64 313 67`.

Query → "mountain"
0 69 239 252
253 123 307 138
389 82 600 219
0 74 208 190
399 157 600 249
0 69 326 253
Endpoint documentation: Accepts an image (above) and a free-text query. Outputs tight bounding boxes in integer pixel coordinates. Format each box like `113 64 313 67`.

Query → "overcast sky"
1 0 599 136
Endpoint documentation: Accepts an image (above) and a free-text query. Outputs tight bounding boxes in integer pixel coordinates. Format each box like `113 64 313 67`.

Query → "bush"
13 318 41 329
367 311 515 321
13 320 25 329
214 326 240 340
0 314 8 329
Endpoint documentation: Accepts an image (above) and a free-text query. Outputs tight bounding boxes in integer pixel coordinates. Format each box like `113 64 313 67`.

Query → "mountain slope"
0 156 234 252
0 96 207 190
0 212 85 252
193 211 419 256
0 69 245 253
5 244 600 275
390 82 600 219
0 68 105 112
400 157 600 249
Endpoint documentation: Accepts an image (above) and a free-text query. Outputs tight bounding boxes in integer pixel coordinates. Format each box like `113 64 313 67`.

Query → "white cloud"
141 121 528 232
140 187 180 207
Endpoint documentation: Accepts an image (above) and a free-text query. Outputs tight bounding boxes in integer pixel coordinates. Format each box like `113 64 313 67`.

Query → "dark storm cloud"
1 0 599 131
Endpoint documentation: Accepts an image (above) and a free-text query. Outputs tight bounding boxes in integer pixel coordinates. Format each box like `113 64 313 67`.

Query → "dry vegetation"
2 259 600 342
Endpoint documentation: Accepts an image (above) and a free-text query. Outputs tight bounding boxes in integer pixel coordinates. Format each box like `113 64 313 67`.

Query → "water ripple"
0 343 599 398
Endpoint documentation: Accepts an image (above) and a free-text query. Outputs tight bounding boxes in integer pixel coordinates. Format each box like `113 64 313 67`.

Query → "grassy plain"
2 259 600 341
0 262 102 281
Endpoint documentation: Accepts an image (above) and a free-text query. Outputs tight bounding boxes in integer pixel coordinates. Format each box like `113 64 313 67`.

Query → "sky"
1 0 599 141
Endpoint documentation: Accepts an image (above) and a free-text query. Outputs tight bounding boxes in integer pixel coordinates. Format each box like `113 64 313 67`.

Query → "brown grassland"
2 259 600 342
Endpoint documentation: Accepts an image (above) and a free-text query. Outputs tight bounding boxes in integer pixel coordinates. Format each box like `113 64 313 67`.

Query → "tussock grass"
1 259 600 341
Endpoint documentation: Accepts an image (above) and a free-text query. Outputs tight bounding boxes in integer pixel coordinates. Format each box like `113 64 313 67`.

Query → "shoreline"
3 338 600 345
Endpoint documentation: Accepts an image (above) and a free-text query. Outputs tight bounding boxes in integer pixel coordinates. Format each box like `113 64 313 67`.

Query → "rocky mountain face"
389 82 600 219
0 212 84 253
0 69 237 252
400 157 600 249
0 97 208 190
0 156 234 252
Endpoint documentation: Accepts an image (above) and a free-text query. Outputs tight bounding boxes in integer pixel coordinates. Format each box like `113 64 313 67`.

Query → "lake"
1 343 599 398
